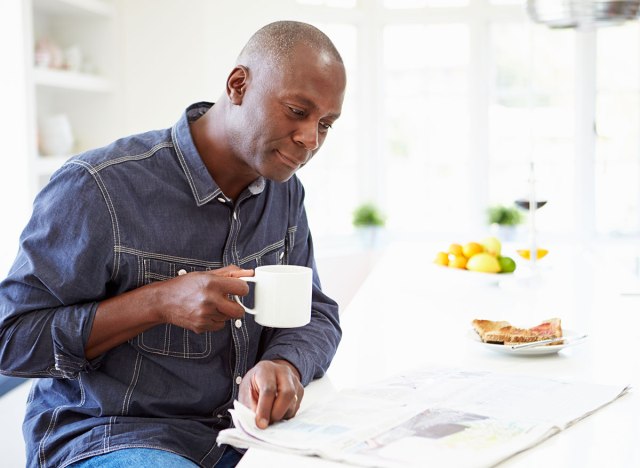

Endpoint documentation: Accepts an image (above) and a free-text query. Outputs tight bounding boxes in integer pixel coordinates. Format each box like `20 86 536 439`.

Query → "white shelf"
32 0 114 18
34 68 111 92
26 0 120 193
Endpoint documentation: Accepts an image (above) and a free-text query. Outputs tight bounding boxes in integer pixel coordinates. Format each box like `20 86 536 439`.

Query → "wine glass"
514 199 547 211
514 163 548 273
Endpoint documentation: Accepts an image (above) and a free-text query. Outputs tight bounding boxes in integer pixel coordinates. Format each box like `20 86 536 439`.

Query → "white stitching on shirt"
183 328 189 358
230 324 240 402
241 311 249 380
39 374 86 468
233 206 241 266
238 239 286 265
90 142 174 173
121 352 142 416
68 160 122 281
117 246 224 269
171 125 220 206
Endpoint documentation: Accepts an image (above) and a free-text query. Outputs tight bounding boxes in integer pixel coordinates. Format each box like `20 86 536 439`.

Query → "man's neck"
189 105 255 201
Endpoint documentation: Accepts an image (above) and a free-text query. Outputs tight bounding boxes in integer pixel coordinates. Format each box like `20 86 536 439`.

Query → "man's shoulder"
72 127 174 171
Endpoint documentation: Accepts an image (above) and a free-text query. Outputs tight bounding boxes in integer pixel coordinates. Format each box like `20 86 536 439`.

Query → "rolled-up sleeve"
0 162 114 378
258 198 341 386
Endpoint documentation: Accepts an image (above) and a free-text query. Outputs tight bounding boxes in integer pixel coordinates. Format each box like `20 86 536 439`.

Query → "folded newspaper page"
217 367 630 467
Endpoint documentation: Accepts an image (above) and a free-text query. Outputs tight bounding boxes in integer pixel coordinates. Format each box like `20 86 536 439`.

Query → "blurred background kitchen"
2 0 640 463
2 0 640 307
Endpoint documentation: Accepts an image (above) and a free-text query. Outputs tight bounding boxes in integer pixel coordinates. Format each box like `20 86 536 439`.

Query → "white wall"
0 0 31 276
119 0 315 135
0 2 31 463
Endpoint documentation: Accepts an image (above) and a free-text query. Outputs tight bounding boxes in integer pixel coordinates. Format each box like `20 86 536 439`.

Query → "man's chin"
264 169 296 183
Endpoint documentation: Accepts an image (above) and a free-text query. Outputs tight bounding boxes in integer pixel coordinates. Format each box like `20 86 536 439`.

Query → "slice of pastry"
484 326 540 344
471 318 563 346
524 317 563 345
471 319 510 342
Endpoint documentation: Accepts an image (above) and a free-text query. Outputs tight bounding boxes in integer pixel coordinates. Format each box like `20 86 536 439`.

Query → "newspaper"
217 367 630 467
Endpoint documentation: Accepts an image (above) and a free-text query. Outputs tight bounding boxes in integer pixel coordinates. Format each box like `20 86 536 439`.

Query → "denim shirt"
0 103 341 468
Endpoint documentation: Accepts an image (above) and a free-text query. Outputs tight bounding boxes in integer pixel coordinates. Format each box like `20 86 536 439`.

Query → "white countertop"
1 241 637 467
240 240 640 467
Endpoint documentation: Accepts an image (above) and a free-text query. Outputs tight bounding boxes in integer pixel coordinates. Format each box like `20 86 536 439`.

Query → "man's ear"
227 65 249 104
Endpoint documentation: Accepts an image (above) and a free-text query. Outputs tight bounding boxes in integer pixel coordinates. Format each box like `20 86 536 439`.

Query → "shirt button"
216 413 224 418
235 376 242 385
233 212 237 220
234 319 242 328
177 269 187 276
217 197 226 203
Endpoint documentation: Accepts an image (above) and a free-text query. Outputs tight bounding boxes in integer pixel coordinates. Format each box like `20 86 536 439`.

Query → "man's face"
234 46 346 183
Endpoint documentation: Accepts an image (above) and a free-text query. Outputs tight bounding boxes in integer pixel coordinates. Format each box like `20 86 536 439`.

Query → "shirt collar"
171 102 266 206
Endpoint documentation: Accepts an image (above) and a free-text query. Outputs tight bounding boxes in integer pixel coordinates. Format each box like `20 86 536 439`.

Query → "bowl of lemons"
433 237 517 282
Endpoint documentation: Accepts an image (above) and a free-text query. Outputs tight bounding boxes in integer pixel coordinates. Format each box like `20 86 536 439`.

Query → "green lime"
497 256 516 273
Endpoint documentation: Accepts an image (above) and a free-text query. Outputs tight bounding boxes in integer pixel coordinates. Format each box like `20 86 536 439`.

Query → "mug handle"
233 276 257 314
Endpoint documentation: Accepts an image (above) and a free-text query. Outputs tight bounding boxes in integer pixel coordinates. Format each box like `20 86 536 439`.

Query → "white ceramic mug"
235 265 312 328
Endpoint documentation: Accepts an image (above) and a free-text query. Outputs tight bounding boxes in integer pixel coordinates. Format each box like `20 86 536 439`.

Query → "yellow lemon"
516 248 549 260
466 253 501 273
448 243 463 256
462 242 484 258
481 236 502 257
434 251 449 266
448 254 467 269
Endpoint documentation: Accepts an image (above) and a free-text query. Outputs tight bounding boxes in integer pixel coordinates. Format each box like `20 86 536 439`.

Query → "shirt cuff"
50 302 102 378
260 346 314 386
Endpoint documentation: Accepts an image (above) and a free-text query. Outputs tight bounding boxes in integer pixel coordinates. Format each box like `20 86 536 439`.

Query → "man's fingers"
255 380 277 428
255 373 302 427
210 276 250 296
207 266 254 278
237 361 303 429
228 268 255 279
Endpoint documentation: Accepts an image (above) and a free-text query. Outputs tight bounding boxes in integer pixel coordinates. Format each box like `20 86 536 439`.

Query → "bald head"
237 21 343 71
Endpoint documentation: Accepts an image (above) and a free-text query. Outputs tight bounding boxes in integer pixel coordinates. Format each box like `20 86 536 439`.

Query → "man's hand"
239 359 304 429
156 265 254 333
85 265 254 359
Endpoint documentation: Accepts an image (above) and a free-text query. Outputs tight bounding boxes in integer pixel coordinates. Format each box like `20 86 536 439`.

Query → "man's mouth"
276 150 304 170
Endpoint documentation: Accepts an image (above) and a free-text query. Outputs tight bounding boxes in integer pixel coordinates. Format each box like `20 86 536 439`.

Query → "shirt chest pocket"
130 258 217 359
249 227 296 268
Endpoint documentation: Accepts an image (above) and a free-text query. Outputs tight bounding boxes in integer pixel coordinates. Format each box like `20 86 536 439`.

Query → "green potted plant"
487 204 522 241
353 203 385 228
352 203 385 247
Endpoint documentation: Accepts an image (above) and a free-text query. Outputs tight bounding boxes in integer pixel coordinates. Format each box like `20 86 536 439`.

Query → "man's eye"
320 122 332 130
289 107 304 116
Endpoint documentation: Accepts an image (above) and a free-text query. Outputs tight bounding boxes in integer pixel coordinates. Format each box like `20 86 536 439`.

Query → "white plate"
469 328 586 356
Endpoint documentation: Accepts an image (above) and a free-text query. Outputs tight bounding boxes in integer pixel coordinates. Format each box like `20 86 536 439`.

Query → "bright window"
290 1 640 242
297 23 359 238
595 22 640 236
489 23 575 235
382 23 470 233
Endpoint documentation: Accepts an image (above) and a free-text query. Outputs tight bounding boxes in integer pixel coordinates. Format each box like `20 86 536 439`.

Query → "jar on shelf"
39 114 74 156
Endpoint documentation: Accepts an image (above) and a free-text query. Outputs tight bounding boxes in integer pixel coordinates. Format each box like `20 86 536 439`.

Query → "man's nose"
294 121 320 151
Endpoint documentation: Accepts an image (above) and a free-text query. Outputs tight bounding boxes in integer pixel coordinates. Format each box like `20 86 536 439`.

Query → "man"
0 21 345 467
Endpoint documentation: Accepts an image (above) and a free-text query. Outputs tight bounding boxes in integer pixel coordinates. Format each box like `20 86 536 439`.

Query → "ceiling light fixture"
526 0 640 28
